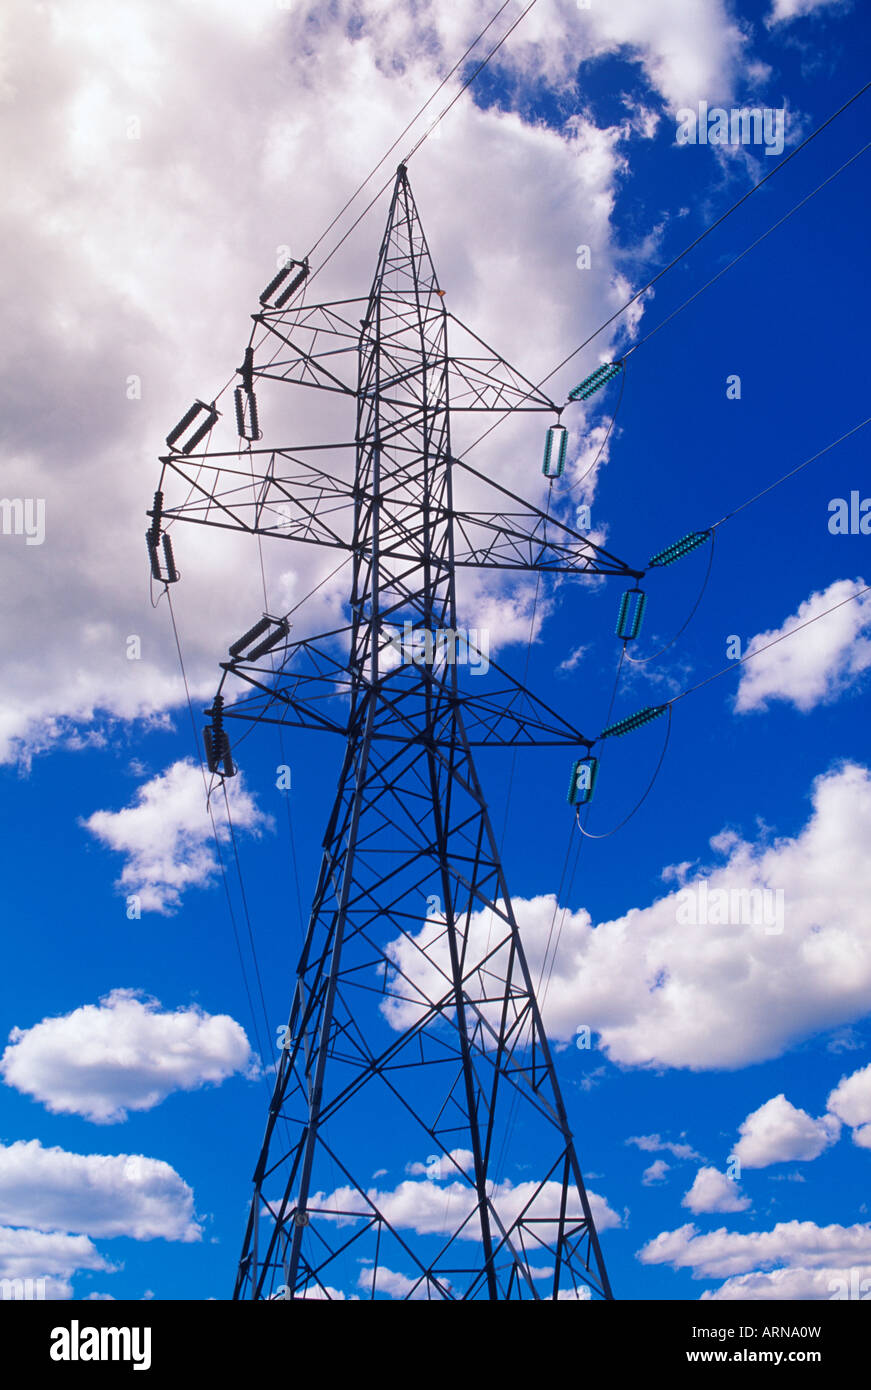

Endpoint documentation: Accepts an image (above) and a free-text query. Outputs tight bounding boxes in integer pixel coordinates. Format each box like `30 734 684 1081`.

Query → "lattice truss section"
239 727 610 1302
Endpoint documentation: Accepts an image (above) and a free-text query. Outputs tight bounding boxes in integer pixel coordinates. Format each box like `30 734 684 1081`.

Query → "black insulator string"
213 31 871 431
204 134 870 585
167 68 871 651
211 552 353 757
170 590 298 1149
149 575 168 610
151 58 871 1090
162 421 217 531
166 66 871 558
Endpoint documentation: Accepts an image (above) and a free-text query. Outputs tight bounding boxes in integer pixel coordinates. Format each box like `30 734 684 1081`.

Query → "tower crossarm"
251 297 562 415
253 298 371 397
154 447 357 549
216 631 355 736
443 311 558 414
154 446 642 577
449 456 643 577
215 624 594 748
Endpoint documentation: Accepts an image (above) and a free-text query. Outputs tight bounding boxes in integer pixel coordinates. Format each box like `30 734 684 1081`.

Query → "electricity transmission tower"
150 166 641 1300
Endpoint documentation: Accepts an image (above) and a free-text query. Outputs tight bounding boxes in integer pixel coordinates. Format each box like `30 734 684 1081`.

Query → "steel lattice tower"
150 166 641 1300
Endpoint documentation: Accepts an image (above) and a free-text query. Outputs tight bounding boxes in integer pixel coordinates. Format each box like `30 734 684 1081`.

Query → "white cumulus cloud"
405 1149 474 1180
682 1167 751 1214
639 1219 871 1281
81 759 270 913
734 579 871 714
628 1134 700 1160
383 763 871 1069
827 1062 871 1149
0 1140 200 1242
0 0 769 763
642 1159 671 1186
767 0 847 24
0 1227 114 1301
355 1265 447 1300
703 1264 871 1300
580 0 750 109
1 988 254 1122
734 1094 841 1168
311 1172 621 1240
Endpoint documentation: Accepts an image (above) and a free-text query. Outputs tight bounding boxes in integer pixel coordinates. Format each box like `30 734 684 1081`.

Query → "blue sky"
2 0 871 1300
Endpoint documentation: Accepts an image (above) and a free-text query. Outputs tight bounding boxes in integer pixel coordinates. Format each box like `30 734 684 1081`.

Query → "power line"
617 415 871 677
669 582 871 710
624 139 871 359
548 577 871 984
626 532 717 664
457 78 871 467
577 706 673 838
305 0 541 293
165 587 275 1088
551 415 871 913
593 415 870 690
306 0 520 263
157 56 871 1179
215 164 620 1300
585 418 871 734
709 415 871 531
576 577 871 762
212 0 541 404
537 646 625 1003
497 564 543 853
568 416 871 832
403 0 540 164
221 778 276 1066
538 78 871 391
204 44 871 510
